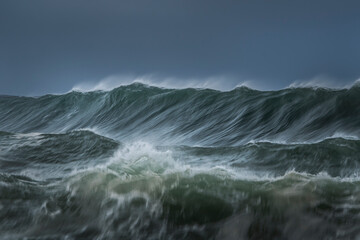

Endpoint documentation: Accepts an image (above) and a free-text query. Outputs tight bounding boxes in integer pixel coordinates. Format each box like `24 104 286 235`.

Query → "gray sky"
1 0 360 95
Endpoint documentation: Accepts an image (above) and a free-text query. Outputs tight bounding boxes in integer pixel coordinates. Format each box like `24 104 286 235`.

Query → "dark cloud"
1 0 359 95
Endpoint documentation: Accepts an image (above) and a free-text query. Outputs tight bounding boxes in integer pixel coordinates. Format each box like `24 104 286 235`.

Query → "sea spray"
1 84 360 239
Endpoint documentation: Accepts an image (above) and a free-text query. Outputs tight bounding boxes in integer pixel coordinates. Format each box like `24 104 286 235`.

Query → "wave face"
1 84 360 239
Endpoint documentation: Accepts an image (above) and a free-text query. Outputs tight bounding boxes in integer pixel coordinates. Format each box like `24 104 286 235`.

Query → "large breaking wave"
1 83 360 239
1 82 360 145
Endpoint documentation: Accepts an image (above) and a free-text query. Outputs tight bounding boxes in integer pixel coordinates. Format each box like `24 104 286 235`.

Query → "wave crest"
1 83 359 146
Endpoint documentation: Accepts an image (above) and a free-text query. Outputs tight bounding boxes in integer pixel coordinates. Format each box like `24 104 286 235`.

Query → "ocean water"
1 83 360 239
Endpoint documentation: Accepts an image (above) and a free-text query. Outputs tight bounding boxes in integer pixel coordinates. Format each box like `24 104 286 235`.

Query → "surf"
1 83 360 239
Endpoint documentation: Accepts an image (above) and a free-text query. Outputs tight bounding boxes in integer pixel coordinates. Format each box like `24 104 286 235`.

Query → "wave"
2 80 360 239
0 130 120 180
1 129 359 181
1 128 360 239
2 150 360 239
1 83 360 146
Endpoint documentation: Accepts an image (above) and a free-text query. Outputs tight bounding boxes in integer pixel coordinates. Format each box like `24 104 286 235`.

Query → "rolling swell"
1 84 360 239
1 83 359 145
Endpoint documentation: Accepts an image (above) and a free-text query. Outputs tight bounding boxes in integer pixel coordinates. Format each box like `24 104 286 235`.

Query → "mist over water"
1 83 360 239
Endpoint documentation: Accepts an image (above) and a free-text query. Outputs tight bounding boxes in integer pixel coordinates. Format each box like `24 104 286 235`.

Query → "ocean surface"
1 83 360 239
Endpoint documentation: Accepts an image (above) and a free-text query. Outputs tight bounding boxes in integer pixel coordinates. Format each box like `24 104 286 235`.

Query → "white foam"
70 74 257 92
71 74 360 94
246 133 359 146
14 132 43 139
0 132 46 152
288 76 360 90
71 127 116 140
107 141 184 175
64 140 360 184
326 132 360 141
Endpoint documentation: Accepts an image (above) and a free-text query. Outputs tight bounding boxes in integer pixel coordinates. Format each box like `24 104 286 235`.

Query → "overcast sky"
1 0 360 95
